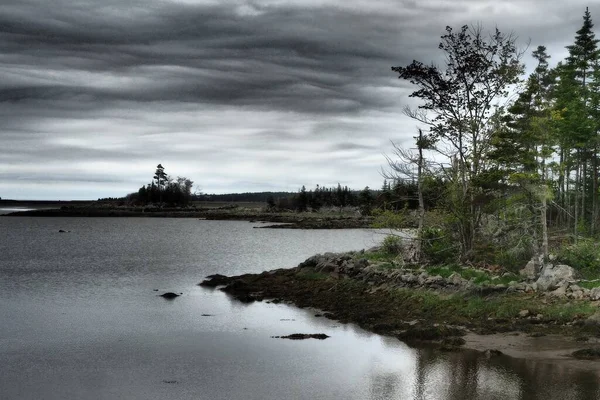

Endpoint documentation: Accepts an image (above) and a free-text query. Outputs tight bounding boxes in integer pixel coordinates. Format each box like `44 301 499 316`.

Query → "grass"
361 248 523 286
577 280 600 290
389 289 596 324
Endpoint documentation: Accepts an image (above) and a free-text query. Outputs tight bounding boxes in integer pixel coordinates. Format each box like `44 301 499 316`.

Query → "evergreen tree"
358 186 374 216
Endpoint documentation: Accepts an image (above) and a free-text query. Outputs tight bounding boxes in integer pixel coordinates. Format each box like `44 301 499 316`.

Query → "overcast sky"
0 0 595 199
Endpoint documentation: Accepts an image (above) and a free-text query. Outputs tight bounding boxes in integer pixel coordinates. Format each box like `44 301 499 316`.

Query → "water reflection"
2 217 599 400
363 343 600 400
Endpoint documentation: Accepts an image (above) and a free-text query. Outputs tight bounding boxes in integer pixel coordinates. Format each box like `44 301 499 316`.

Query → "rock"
584 311 600 326
589 287 600 301
159 292 180 299
401 274 418 284
550 284 568 297
520 258 538 280
448 272 465 286
425 275 445 286
570 284 582 292
316 261 338 273
518 309 530 318
271 333 330 340
199 274 230 287
535 264 577 291
569 289 585 300
529 282 539 292
483 349 503 358
441 336 466 347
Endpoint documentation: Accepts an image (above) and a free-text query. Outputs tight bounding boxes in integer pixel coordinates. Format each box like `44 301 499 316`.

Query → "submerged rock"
483 349 504 358
271 333 330 340
159 292 180 299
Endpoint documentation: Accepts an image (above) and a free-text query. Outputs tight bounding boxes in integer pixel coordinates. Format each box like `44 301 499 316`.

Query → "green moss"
296 272 329 281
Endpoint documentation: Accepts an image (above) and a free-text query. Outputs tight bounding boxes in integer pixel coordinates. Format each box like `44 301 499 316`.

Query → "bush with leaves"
421 226 457 265
557 240 600 279
382 235 404 256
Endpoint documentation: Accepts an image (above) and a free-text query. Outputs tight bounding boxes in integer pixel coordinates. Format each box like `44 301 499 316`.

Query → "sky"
0 0 596 199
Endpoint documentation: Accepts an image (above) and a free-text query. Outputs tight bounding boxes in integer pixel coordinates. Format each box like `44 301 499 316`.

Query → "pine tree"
561 7 600 235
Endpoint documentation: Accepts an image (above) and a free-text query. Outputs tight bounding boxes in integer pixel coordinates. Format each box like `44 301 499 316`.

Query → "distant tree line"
258 181 443 215
196 191 293 203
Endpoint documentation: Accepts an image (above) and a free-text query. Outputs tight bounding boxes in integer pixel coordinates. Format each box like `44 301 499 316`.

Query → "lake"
1 217 598 399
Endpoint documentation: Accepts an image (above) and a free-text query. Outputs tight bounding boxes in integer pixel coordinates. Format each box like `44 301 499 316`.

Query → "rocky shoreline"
200 250 600 362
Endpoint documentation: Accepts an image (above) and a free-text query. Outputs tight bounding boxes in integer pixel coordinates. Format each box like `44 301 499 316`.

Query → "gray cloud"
0 0 595 199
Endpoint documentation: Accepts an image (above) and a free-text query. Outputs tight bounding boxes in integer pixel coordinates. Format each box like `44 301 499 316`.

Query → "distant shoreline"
2 202 375 229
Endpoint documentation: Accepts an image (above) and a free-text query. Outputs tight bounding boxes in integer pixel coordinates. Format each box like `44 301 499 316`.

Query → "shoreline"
200 250 600 373
3 205 374 229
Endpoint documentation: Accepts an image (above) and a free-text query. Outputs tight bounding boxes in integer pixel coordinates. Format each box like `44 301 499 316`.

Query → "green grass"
426 265 519 286
578 280 600 290
390 289 596 324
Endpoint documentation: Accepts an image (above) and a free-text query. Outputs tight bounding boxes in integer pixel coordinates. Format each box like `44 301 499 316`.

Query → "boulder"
589 287 600 301
535 264 577 291
550 284 568 297
519 258 538 280
584 311 600 326
425 275 445 286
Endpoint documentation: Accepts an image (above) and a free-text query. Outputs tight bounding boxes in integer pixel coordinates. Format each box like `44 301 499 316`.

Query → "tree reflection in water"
367 344 600 400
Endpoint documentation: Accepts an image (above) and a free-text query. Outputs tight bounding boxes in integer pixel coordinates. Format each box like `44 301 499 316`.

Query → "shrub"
557 240 600 279
382 235 404 255
421 227 457 264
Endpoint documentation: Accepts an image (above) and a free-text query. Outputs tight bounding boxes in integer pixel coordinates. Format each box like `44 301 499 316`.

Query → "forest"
382 7 600 273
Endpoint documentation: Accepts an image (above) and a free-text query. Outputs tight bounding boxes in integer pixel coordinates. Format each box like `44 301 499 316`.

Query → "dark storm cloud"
0 0 415 116
0 0 596 199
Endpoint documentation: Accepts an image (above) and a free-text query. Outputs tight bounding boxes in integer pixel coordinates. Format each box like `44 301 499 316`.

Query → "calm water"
0 217 598 400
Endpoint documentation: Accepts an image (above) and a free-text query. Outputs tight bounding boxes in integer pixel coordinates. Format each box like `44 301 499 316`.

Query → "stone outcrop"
198 250 600 302
535 264 577 291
